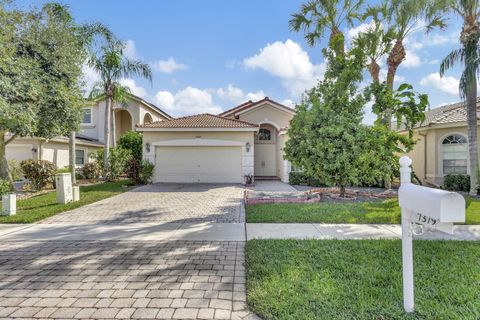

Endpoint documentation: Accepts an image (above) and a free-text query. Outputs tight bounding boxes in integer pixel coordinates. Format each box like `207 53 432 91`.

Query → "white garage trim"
151 138 245 147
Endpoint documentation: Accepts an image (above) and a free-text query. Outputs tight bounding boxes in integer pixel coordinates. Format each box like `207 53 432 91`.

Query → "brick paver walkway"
42 184 245 224
0 240 258 319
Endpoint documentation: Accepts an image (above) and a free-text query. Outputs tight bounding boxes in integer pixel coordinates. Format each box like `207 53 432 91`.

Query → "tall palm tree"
88 40 152 178
440 0 479 196
289 0 364 55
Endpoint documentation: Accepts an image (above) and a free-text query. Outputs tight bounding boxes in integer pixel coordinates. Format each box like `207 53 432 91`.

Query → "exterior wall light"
245 142 251 153
145 143 151 153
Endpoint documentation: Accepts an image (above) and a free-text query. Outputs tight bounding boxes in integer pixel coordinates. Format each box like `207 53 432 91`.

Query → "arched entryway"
144 113 153 124
115 109 133 142
254 123 278 177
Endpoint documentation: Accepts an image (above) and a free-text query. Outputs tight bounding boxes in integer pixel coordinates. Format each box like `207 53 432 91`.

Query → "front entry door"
254 144 276 176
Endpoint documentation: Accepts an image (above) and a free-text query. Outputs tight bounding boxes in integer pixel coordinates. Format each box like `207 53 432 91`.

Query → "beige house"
6 94 172 168
137 97 295 184
401 98 480 186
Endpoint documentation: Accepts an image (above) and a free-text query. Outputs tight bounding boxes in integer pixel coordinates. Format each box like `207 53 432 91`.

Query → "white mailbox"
55 173 73 204
397 156 466 314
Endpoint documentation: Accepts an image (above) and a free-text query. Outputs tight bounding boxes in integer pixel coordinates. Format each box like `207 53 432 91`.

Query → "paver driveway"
42 184 245 224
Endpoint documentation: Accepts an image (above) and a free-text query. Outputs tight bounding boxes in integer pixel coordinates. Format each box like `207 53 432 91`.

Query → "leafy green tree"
289 0 364 55
88 41 152 177
0 2 92 186
439 0 479 195
284 47 373 197
118 131 142 161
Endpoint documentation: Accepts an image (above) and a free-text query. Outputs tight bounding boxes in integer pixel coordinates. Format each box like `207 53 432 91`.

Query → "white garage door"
155 146 242 183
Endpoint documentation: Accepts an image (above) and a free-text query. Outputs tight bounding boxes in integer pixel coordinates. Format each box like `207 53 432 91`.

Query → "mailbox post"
398 156 465 313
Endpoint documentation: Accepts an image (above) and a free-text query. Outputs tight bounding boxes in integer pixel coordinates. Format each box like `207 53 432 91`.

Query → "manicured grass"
246 198 480 224
246 239 480 320
0 180 133 223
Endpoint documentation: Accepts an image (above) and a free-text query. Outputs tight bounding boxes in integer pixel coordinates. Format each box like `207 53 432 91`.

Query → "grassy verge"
0 180 133 223
246 198 480 224
246 239 480 320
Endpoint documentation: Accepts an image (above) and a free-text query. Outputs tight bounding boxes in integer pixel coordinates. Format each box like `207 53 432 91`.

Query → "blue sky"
21 0 465 123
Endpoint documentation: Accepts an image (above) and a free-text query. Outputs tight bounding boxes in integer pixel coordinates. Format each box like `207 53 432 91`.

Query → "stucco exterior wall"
403 124 480 186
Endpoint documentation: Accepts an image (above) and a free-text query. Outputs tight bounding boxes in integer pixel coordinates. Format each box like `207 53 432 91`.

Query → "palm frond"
123 60 152 83
440 48 465 76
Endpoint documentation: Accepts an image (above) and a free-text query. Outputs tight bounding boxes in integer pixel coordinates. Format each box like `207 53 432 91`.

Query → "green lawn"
246 239 480 320
0 180 133 223
246 198 480 224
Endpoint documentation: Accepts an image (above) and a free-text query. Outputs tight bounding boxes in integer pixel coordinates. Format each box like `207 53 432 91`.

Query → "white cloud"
243 39 325 96
402 49 421 68
216 84 266 104
124 39 138 59
153 57 188 74
281 99 295 108
81 64 100 96
154 86 222 116
362 101 377 126
119 78 147 97
379 69 406 83
429 59 440 65
420 73 459 95
347 22 373 40
427 32 458 46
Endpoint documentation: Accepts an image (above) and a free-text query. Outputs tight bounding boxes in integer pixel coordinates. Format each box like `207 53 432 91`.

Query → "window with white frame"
442 134 467 174
75 149 86 165
82 108 92 124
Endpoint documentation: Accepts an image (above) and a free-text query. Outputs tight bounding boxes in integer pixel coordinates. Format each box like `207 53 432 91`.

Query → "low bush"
289 171 326 187
0 179 10 196
128 159 154 184
443 174 470 192
20 160 57 190
82 162 101 181
91 147 132 181
118 131 142 160
8 160 23 181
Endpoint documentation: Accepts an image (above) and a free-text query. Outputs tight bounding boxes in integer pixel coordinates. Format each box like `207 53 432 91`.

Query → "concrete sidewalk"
0 222 246 241
246 223 480 241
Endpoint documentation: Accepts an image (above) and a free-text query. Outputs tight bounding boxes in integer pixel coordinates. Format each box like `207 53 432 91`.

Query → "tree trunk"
69 131 76 185
339 185 346 198
111 106 116 148
386 40 406 93
104 95 111 180
368 60 380 83
0 132 14 190
329 26 345 57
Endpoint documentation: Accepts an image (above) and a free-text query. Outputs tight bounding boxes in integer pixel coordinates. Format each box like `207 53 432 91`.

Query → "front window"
442 134 467 174
82 108 92 124
258 128 271 141
75 150 85 165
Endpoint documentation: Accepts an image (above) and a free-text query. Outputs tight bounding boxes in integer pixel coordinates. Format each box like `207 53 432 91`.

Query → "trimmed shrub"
289 171 326 187
82 162 101 181
0 179 10 196
8 160 23 181
118 131 142 160
91 147 132 181
443 174 470 192
128 159 154 184
20 160 57 190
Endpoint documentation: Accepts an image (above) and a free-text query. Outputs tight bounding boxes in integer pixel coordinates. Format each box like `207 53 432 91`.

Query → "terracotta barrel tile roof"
137 113 258 129
219 97 295 117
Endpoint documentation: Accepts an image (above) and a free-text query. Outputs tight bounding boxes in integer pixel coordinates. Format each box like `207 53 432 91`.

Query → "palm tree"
88 40 152 178
289 0 364 55
440 0 479 196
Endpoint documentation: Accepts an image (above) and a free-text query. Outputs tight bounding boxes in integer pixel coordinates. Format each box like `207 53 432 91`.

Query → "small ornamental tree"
285 46 371 197
118 131 143 160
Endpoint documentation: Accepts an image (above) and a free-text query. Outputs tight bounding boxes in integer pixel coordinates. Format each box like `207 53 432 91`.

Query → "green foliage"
82 162 101 181
128 159 154 184
288 171 326 187
118 131 142 160
364 82 429 145
0 179 10 196
91 147 131 181
7 160 23 181
443 174 471 192
20 159 57 190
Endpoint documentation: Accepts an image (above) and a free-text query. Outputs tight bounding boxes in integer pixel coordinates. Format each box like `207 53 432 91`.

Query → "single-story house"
401 98 480 186
6 93 172 168
137 97 295 184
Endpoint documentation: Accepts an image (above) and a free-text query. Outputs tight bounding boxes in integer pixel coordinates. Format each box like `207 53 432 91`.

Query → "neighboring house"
6 93 171 168
400 98 480 186
137 97 295 184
